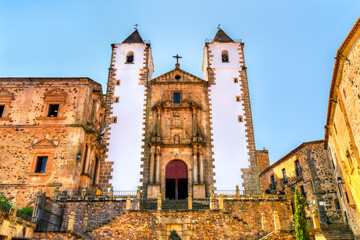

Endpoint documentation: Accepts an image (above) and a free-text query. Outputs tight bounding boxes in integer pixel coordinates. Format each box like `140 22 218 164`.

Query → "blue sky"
0 0 359 164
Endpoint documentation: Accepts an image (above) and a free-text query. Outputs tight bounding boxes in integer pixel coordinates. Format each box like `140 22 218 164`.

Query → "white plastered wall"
207 43 250 190
106 43 147 190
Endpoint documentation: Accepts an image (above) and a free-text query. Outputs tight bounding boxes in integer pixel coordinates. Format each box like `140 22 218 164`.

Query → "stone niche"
157 216 192 240
193 184 205 199
147 184 161 199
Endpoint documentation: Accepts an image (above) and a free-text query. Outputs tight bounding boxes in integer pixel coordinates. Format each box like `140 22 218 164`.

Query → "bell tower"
101 29 154 190
202 28 260 192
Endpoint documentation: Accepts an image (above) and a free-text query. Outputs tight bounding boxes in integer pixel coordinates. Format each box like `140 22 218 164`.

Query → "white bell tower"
202 28 260 192
102 29 154 190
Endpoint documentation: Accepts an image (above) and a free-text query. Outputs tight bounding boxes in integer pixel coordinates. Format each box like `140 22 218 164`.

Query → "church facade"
103 28 260 199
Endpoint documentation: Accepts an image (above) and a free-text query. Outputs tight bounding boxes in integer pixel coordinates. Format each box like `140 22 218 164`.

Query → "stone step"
320 223 355 240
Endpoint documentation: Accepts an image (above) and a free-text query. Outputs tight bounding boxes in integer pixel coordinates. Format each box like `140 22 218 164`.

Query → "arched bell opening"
165 160 188 200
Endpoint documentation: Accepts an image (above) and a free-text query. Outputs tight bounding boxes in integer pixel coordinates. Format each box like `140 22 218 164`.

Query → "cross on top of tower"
134 24 139 30
217 24 221 29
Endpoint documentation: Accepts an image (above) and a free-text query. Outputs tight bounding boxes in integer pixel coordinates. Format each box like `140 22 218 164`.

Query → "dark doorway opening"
165 160 188 200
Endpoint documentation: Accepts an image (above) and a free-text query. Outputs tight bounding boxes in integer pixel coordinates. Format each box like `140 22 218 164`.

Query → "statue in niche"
174 134 180 144
169 230 181 240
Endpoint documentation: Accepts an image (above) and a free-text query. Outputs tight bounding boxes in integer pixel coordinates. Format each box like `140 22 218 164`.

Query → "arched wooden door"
166 160 188 200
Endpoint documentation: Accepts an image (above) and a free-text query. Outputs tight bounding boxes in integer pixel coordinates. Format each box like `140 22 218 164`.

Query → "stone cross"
173 54 182 64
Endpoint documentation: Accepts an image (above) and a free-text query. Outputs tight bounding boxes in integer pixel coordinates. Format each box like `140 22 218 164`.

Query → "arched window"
221 50 229 63
126 51 134 63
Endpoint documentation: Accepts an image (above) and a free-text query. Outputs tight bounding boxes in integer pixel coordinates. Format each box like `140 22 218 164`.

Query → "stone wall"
0 78 106 207
60 200 128 234
259 140 342 224
55 198 293 239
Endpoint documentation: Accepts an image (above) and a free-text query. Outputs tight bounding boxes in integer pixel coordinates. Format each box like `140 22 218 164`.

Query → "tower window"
47 104 59 117
112 116 117 123
300 185 305 196
173 92 181 104
221 50 229 63
295 160 301 176
270 175 276 190
35 156 48 173
116 80 120 86
126 51 134 63
114 97 119 103
236 96 241 102
234 78 238 83
282 168 287 183
238 115 243 122
0 105 4 118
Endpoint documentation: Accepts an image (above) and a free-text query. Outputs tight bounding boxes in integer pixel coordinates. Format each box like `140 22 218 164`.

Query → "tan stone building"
325 17 360 237
0 78 106 206
259 140 342 224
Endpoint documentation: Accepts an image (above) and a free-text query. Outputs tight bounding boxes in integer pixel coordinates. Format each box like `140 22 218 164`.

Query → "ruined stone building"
103 28 260 198
0 78 106 206
259 140 342 224
325 17 360 237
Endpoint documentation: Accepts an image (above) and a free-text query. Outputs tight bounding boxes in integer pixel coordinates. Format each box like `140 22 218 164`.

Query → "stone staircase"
141 199 210 210
318 223 355 240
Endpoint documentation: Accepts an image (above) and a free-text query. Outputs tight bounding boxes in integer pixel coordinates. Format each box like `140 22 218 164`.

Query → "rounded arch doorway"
165 160 188 200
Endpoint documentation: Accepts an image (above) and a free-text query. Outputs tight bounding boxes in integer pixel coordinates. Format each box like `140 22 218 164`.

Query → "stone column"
193 146 198 184
83 143 91 174
149 146 155 183
126 195 131 211
312 210 321 230
219 194 224 209
82 214 89 233
68 212 76 232
273 211 281 231
156 108 161 136
156 146 161 183
261 213 268 232
199 147 204 183
192 107 197 136
157 193 162 211
188 193 193 210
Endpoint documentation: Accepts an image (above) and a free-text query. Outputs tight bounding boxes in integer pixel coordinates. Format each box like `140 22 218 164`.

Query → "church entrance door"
165 160 188 200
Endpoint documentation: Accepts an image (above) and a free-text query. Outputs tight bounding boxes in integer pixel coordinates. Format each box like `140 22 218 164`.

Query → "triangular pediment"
32 138 57 148
45 88 67 97
0 89 14 100
151 68 204 83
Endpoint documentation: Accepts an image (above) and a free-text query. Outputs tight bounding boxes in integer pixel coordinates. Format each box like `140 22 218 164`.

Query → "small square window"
112 116 117 123
173 92 181 104
47 104 59 117
116 80 120 86
238 115 243 122
236 96 241 102
0 105 4 118
114 97 119 103
234 78 238 83
35 156 48 173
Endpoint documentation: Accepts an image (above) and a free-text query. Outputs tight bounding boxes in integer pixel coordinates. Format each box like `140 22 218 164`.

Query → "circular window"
175 75 181 80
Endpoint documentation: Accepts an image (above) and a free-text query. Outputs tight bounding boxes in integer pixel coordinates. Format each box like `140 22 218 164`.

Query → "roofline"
259 140 325 176
325 17 360 147
151 67 205 82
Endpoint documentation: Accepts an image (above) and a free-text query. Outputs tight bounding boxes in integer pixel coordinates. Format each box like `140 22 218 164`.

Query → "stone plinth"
193 184 206 199
147 184 161 199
